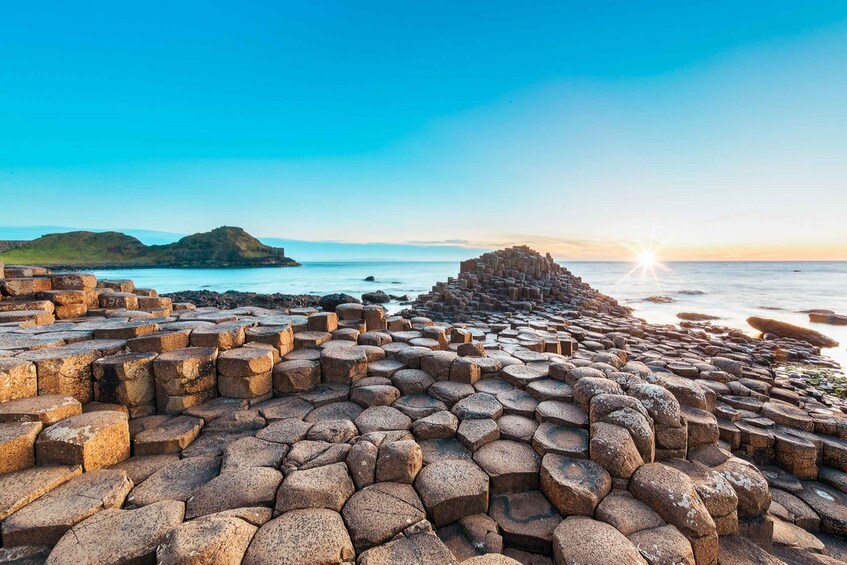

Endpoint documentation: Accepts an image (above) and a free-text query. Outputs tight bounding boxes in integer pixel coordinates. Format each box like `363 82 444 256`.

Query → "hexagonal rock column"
190 323 246 351
473 440 540 494
153 347 218 414
0 469 133 547
552 516 647 565
0 421 42 474
540 454 611 516
276 461 355 513
341 482 426 552
36 410 130 471
217 347 274 399
45 499 185 565
0 358 37 402
132 415 204 456
185 466 283 519
415 459 489 526
245 325 294 356
0 395 82 425
320 346 368 385
244 509 354 565
17 347 100 403
630 463 718 565
488 490 562 555
156 514 258 565
92 352 157 417
273 359 321 394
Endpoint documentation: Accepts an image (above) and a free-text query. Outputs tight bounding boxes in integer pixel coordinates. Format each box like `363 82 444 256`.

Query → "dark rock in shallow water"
747 316 839 348
677 290 705 295
318 293 361 312
162 290 319 310
808 311 847 326
676 312 720 321
362 290 390 304
644 296 674 304
389 295 409 301
364 276 375 282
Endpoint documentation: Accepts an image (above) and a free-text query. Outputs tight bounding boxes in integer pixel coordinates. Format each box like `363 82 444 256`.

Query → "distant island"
0 226 299 269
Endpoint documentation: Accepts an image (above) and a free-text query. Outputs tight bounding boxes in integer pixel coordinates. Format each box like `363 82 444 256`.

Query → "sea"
86 261 847 367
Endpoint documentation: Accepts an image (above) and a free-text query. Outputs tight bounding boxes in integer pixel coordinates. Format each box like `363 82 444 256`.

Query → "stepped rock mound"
405 246 630 321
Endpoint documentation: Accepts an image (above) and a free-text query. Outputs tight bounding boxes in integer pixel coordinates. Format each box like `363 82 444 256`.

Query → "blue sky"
2 1 846 260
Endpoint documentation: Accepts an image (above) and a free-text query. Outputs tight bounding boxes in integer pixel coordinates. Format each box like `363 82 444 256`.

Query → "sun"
638 250 658 268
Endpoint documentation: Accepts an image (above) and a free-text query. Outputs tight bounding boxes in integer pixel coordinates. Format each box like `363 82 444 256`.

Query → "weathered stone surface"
35 410 129 472
630 463 717 565
45 500 185 565
1 469 132 547
474 440 540 494
357 531 457 565
0 465 82 521
355 405 412 433
16 348 98 402
540 454 611 516
596 490 666 536
243 508 355 565
321 346 368 384
222 436 288 471
156 514 257 565
628 524 694 565
376 439 423 483
276 461 354 512
590 422 644 479
0 421 42 474
109 453 180 484
796 481 847 536
186 466 282 518
133 415 203 455
0 358 37 402
489 490 561 554
342 482 426 551
415 459 489 526
127 455 220 507
273 359 320 394
552 516 647 565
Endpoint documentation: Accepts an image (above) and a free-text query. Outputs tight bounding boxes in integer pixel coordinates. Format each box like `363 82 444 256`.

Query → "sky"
1 1 846 260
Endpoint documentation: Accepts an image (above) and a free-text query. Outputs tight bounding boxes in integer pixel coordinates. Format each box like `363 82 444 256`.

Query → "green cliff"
0 226 299 268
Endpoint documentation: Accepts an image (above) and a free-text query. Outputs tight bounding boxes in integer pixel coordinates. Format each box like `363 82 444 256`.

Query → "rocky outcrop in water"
747 316 839 348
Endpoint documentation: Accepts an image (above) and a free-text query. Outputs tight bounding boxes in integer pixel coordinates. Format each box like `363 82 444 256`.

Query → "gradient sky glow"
2 1 846 260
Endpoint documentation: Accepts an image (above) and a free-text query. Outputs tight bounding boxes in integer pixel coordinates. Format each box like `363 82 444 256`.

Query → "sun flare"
638 250 658 268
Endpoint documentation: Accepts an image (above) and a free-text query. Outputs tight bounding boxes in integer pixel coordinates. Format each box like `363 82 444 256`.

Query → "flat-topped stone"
489 490 561 554
0 465 82 521
156 514 257 565
0 358 37 402
0 420 42 474
36 410 129 471
415 459 489 526
473 440 540 494
132 415 203 455
46 500 185 565
540 454 611 516
185 466 283 519
342 482 426 552
552 516 647 565
243 508 354 565
127 455 220 507
1 469 132 547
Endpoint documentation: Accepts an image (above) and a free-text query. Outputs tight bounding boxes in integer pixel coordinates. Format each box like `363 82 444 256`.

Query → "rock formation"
0 249 845 564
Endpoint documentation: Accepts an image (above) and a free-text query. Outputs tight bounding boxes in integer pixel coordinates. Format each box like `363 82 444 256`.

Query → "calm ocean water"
88 261 847 366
